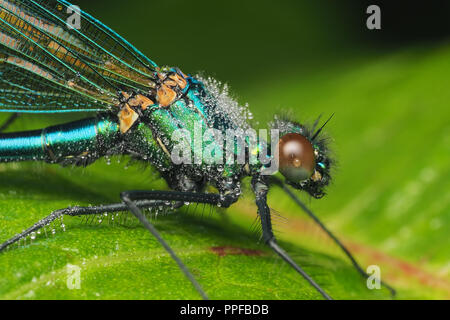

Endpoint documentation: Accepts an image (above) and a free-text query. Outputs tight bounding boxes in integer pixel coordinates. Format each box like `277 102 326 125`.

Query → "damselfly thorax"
112 67 266 197
117 69 189 134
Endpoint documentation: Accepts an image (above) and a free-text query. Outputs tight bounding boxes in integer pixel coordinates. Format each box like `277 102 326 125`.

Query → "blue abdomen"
0 116 120 163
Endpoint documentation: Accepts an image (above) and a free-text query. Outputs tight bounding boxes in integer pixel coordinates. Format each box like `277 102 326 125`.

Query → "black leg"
253 178 333 300
119 190 234 207
121 191 212 300
1 186 339 300
0 199 170 252
116 190 240 300
1 190 235 300
271 176 396 297
0 113 19 132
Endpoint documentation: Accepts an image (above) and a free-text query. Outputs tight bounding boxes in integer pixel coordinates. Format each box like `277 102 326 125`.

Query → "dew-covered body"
0 0 272 199
0 72 256 199
0 0 395 300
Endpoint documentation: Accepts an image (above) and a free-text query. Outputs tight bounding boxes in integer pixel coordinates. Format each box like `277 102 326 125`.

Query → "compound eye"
278 133 315 182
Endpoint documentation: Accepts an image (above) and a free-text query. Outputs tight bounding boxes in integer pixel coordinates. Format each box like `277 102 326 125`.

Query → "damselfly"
0 0 395 299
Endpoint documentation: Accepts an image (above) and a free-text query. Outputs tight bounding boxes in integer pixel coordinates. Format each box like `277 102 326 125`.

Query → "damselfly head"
271 115 333 199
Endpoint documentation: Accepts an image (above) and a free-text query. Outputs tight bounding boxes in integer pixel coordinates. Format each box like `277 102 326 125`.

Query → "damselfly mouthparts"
0 0 395 299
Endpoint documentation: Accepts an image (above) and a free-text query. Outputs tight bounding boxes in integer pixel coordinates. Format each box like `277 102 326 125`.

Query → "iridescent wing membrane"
0 0 158 113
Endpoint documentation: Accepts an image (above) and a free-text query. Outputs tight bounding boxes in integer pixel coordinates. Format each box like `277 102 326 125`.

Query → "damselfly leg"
0 113 19 132
121 191 209 300
120 189 333 300
252 179 333 300
270 176 396 297
1 188 336 300
0 195 210 299
0 199 180 252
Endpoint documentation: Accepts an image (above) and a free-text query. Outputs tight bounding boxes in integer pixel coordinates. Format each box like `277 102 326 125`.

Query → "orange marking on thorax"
118 103 139 133
169 73 187 89
154 70 188 107
128 94 154 111
163 80 177 87
120 91 131 100
157 84 177 107
157 72 165 81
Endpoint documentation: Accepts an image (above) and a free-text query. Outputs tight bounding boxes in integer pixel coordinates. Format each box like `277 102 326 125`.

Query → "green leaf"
1 44 449 300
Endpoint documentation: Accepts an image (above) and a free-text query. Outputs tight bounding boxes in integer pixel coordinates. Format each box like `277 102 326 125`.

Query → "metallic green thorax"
0 0 333 201
137 76 262 182
0 75 261 186
0 0 266 194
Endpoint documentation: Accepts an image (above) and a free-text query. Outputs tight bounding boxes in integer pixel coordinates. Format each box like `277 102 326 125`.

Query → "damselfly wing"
0 0 156 113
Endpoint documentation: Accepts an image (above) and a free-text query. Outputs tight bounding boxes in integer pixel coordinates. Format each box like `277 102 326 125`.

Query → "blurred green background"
0 0 449 299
